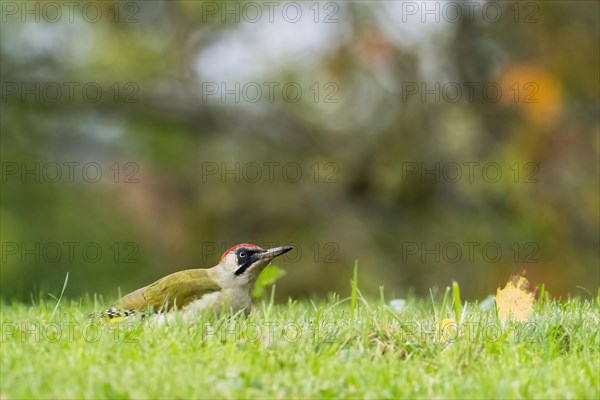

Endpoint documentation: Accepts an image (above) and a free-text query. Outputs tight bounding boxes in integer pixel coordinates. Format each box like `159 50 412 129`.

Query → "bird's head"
215 243 293 285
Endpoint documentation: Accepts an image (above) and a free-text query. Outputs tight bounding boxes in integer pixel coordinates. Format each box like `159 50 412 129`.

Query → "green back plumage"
108 269 221 316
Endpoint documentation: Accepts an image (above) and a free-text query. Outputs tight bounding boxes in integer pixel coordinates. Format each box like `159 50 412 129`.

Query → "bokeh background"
1 0 598 303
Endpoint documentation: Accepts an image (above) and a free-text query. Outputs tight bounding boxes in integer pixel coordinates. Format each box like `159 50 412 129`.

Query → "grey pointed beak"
258 246 293 260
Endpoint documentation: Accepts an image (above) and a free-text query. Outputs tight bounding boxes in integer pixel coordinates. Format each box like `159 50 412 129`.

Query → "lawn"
1 282 599 399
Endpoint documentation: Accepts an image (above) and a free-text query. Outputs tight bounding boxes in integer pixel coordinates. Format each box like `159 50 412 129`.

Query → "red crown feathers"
219 243 262 262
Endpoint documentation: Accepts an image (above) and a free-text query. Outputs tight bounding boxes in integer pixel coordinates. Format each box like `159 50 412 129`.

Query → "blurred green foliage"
1 1 598 301
252 265 286 299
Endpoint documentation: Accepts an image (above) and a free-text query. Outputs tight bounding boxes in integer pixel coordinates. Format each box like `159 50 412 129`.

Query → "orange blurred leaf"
497 64 563 129
496 272 536 322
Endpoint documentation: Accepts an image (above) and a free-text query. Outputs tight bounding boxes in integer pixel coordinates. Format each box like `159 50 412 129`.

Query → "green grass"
1 287 599 399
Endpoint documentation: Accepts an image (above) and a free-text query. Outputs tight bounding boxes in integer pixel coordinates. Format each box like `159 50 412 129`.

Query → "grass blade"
49 272 69 320
351 260 358 314
452 281 461 323
440 286 450 320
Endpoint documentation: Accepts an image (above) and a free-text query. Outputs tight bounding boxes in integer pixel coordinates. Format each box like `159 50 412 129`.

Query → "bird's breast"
182 287 252 315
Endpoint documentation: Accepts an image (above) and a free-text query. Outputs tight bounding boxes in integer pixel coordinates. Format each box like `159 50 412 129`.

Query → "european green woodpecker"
103 244 293 321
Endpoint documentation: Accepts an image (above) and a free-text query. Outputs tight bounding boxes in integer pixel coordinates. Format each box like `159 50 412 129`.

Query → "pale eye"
239 251 247 258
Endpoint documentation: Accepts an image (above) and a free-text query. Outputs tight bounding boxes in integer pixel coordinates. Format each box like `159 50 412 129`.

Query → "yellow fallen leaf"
436 318 459 342
496 272 535 322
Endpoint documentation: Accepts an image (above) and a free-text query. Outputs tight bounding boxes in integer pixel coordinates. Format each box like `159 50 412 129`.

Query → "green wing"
107 269 221 317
